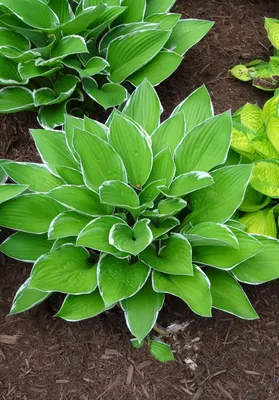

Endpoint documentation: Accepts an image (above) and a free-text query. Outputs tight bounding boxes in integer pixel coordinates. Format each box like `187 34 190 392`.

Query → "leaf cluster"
1 80 279 361
0 0 213 128
230 18 279 91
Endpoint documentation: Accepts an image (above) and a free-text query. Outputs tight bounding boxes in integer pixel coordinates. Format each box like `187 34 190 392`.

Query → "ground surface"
1 0 279 399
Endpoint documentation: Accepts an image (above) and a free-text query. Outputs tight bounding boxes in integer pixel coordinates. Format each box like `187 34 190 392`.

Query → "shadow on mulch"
1 0 279 399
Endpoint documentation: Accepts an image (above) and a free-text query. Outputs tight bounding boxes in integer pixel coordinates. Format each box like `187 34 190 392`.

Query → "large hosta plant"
0 0 213 129
1 80 279 360
230 93 279 240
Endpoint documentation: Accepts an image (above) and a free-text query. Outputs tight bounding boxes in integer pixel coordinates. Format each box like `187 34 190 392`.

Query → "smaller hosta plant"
0 0 213 129
231 18 279 91
1 80 279 361
230 92 279 238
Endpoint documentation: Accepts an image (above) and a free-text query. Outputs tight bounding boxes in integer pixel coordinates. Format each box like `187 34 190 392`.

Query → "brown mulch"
1 0 279 399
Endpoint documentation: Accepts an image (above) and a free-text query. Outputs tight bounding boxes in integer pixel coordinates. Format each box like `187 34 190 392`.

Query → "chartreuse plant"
231 18 279 91
230 92 279 239
0 0 213 129
1 80 279 362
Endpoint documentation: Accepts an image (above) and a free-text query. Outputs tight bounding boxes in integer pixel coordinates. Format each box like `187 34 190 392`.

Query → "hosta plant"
230 92 279 238
231 18 279 91
0 0 213 129
1 80 279 361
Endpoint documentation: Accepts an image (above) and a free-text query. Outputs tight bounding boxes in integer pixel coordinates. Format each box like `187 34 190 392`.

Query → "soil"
1 0 279 399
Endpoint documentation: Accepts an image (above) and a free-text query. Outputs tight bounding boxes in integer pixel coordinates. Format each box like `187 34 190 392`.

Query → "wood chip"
216 382 234 400
0 334 19 345
56 379 70 384
244 370 261 376
141 384 150 399
137 360 152 370
0 347 6 360
29 387 46 393
126 364 134 385
191 386 203 400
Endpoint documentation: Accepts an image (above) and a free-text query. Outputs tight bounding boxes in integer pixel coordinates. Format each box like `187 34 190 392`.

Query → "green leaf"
82 77 128 109
128 49 183 86
151 112 185 156
145 0 175 17
38 100 68 130
238 209 277 238
51 236 77 251
19 59 62 80
233 235 279 284
0 161 63 193
149 340 174 363
239 185 271 212
250 160 279 198
116 0 145 24
109 113 153 187
0 0 59 31
139 179 166 204
107 29 171 83
0 232 53 262
34 75 79 107
183 222 239 249
250 135 279 159
166 19 214 55
230 124 257 160
31 129 78 176
84 116 108 141
10 278 50 315
172 85 213 132
73 128 127 192
0 184 28 204
0 57 26 85
192 228 263 270
31 245 97 294
99 180 139 208
56 289 113 321
60 3 106 35
64 56 109 78
230 64 252 82
235 103 264 133
99 22 157 53
77 215 128 258
37 35 88 67
206 269 258 319
85 6 126 39
0 87 34 113
48 210 92 239
187 165 253 224
56 166 84 185
144 147 175 187
158 197 187 216
123 79 163 134
109 219 153 255
159 171 214 197
0 193 65 233
174 112 232 174
149 217 178 239
140 234 193 275
152 265 212 316
265 17 279 49
47 0 74 24
130 338 144 348
64 114 84 160
121 279 164 342
0 27 30 51
98 254 150 306
145 12 180 30
48 185 113 216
